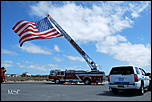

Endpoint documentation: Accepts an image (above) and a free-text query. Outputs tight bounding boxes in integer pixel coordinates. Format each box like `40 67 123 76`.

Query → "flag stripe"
19 30 60 43
15 23 36 34
18 27 39 36
13 21 33 31
20 28 57 38
12 20 25 30
19 33 62 47
16 25 38 36
20 32 61 44
20 37 45 47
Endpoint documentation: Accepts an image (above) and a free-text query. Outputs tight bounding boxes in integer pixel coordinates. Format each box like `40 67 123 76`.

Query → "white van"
108 66 151 95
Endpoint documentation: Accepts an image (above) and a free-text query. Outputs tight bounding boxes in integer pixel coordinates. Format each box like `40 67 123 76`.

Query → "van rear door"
110 66 135 85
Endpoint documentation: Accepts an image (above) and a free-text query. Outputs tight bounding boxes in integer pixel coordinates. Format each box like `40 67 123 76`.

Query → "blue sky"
1 1 151 75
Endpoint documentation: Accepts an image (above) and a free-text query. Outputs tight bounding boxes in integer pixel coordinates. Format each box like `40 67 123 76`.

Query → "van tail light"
134 74 138 82
108 75 110 82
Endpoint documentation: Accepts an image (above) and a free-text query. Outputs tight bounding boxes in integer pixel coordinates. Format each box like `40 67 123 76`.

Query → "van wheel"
84 78 91 85
55 79 60 84
148 81 151 91
138 84 144 95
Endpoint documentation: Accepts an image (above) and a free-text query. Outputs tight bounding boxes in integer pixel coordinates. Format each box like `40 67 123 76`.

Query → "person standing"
0 67 6 83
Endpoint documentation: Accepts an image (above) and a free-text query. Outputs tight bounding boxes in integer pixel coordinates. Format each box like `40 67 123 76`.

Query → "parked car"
108 66 151 95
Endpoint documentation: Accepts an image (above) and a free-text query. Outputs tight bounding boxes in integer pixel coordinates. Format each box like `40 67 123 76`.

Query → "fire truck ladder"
47 15 98 71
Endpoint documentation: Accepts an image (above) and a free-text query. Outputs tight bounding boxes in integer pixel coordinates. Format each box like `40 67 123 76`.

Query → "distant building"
5 74 11 77
22 72 31 77
5 74 19 77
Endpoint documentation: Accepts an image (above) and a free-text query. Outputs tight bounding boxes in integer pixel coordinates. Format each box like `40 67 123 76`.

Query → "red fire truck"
47 15 105 84
48 69 105 85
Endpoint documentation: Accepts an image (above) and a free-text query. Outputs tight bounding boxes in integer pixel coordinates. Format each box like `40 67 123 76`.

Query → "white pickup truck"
108 66 151 95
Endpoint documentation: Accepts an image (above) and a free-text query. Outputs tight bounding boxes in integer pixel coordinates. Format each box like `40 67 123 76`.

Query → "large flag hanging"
12 17 63 47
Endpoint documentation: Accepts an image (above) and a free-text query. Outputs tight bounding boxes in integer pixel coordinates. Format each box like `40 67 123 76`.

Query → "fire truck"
49 69 105 85
47 15 105 84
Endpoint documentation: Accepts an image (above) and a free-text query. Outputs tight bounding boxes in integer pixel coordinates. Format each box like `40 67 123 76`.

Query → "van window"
110 66 134 75
139 68 146 75
135 67 140 74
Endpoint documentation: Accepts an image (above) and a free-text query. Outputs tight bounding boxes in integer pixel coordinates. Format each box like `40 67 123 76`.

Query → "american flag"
12 17 63 47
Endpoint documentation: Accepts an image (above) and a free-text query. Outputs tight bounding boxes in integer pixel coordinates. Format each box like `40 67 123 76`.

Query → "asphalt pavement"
1 81 151 101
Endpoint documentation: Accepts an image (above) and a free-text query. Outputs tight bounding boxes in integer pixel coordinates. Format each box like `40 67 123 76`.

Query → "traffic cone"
64 82 67 85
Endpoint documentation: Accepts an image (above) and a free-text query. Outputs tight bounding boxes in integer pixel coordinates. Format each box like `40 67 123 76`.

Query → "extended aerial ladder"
47 15 99 72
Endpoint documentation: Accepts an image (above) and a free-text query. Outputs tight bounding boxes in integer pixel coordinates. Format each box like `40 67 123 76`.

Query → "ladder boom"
47 15 97 71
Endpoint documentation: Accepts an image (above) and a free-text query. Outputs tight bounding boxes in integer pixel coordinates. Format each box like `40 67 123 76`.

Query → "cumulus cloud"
16 61 53 71
30 1 150 41
64 55 85 62
53 56 63 62
1 60 13 68
1 49 18 55
1 60 87 72
96 35 151 67
20 43 52 55
29 1 151 67
129 1 151 18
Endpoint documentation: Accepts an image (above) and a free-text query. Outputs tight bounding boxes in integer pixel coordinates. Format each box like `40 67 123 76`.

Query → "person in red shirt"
0 67 6 83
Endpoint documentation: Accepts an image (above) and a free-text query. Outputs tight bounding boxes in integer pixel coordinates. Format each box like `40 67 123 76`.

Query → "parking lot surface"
1 82 151 101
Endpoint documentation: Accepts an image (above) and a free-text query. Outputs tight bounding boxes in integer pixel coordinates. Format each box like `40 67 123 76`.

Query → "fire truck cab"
48 69 105 85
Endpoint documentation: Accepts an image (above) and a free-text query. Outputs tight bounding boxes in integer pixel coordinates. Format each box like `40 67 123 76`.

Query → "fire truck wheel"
84 78 91 85
55 79 60 84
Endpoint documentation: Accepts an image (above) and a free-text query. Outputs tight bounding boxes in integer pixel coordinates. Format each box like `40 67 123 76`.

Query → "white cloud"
30 1 150 42
96 35 151 67
1 49 18 55
1 59 89 74
54 45 61 52
20 43 52 55
1 60 14 68
9 60 85 71
30 1 150 40
64 55 84 62
48 64 88 71
53 56 63 62
17 61 51 71
30 1 151 67
30 1 51 17
30 2 117 42
129 1 151 18
5 60 52 71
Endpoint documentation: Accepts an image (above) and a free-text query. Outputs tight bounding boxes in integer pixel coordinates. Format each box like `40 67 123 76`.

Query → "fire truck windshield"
57 71 65 76
50 70 56 76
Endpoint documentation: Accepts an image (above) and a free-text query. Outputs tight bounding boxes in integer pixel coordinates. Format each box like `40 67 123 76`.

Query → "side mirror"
145 73 151 76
